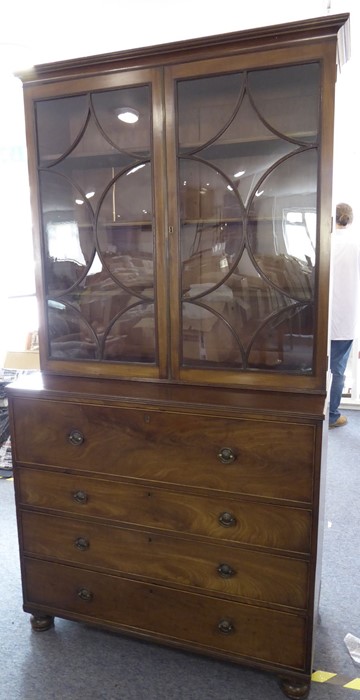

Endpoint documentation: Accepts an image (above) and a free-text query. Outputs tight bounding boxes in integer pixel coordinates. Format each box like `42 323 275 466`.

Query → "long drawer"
23 557 308 671
20 511 309 609
17 469 311 554
11 398 315 502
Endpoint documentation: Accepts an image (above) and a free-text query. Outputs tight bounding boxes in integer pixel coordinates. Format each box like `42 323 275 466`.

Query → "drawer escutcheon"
217 619 235 634
74 537 90 551
77 587 93 602
218 511 237 528
72 490 88 505
217 563 236 578
68 429 85 446
217 447 236 464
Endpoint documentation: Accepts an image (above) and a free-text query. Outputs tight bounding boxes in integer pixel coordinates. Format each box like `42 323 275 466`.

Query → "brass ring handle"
217 563 236 578
77 588 93 602
217 619 234 634
68 429 85 446
72 490 88 505
75 537 90 551
218 511 236 527
217 447 236 464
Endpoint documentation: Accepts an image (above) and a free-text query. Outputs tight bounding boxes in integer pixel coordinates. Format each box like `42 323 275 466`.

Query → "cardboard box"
182 249 229 290
4 351 40 370
182 296 238 364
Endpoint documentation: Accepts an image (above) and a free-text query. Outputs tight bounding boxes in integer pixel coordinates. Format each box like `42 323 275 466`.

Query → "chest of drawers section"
9 393 321 681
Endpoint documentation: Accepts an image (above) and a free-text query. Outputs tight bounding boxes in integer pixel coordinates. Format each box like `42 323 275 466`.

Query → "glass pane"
248 149 317 301
36 95 89 165
97 163 154 298
199 93 296 207
248 305 314 372
177 63 319 374
40 171 94 295
104 303 155 362
182 296 242 367
180 158 244 294
46 258 156 362
177 73 244 152
54 118 132 214
38 85 156 365
92 87 151 156
48 302 98 360
247 64 320 142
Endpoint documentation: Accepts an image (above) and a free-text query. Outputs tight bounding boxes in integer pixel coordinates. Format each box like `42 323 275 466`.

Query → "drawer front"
23 557 307 670
20 511 309 609
12 398 315 502
17 469 311 554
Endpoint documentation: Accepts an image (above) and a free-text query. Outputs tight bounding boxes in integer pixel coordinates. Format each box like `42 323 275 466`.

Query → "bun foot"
30 614 54 631
279 677 310 699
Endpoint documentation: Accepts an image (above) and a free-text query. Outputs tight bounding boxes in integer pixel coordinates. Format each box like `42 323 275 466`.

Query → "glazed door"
166 42 336 391
29 68 168 379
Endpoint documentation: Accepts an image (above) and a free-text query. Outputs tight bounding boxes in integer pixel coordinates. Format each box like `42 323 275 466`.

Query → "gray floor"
1 409 359 699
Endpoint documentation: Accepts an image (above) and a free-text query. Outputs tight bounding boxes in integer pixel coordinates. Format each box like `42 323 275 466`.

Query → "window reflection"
283 209 316 265
47 221 86 266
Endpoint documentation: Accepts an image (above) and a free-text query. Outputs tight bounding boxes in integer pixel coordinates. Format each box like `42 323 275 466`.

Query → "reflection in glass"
247 64 320 142
104 303 155 362
177 73 245 152
48 301 98 360
177 63 319 373
283 210 316 265
92 87 151 156
248 304 314 372
36 95 89 165
248 149 317 302
182 295 243 367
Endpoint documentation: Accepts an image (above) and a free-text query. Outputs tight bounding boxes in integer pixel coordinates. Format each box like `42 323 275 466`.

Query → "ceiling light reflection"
116 107 139 124
127 164 146 175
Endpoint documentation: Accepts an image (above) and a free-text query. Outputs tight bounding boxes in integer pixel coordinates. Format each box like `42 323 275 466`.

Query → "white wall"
0 0 354 64
0 1 333 64
333 2 360 215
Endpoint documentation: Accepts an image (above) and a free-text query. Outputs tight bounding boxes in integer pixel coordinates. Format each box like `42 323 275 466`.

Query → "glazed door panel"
165 43 334 390
31 68 168 379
